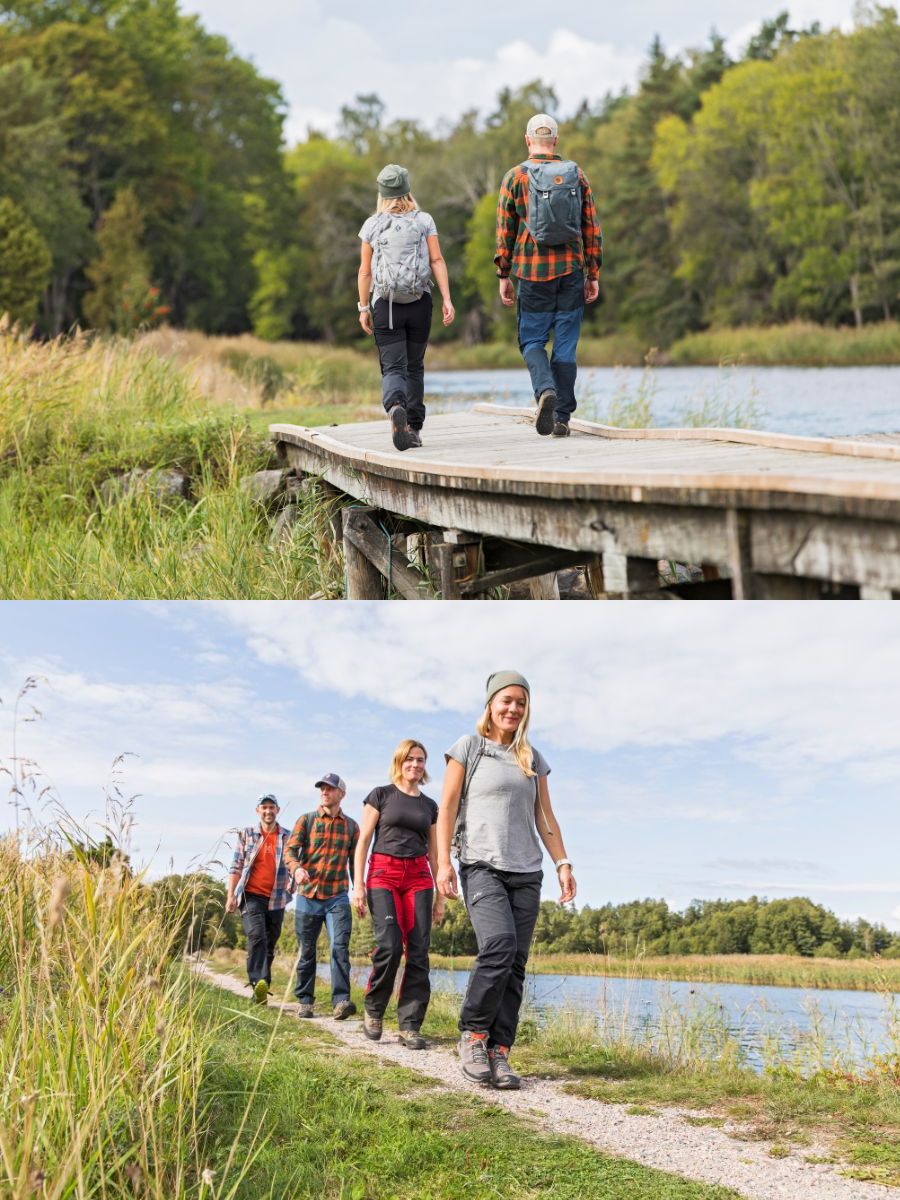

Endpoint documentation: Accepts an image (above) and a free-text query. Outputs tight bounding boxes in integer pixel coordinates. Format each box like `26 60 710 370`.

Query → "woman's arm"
428 824 445 922
535 777 576 904
358 241 374 335
426 234 455 327
352 804 381 917
435 757 465 897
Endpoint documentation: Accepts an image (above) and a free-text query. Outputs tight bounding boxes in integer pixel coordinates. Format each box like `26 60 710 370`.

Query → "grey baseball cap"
256 793 280 807
315 772 346 792
377 163 410 197
526 113 559 138
486 671 531 703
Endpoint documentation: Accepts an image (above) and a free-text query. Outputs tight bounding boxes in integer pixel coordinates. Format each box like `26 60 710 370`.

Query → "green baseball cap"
485 671 531 703
377 163 410 197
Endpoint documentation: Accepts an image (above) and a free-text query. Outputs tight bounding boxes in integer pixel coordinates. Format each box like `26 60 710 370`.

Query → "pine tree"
0 196 52 324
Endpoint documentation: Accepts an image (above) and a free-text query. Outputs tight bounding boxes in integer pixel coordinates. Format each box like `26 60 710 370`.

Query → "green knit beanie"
377 163 410 197
485 671 531 704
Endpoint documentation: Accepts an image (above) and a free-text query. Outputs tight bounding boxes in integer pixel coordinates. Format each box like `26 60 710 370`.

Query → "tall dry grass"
0 820 257 1199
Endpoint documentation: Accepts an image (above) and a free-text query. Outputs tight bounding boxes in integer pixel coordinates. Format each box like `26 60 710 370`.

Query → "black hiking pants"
458 862 542 1048
240 891 285 988
365 853 434 1031
373 292 433 431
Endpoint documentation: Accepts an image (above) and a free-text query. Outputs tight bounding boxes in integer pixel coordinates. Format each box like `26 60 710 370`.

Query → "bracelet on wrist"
554 858 572 871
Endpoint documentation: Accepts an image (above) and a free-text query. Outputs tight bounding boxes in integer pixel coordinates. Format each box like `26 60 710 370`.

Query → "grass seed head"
47 876 69 928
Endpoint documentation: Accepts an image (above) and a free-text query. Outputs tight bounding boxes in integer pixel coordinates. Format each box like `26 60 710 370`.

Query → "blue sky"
181 0 857 142
1 601 897 929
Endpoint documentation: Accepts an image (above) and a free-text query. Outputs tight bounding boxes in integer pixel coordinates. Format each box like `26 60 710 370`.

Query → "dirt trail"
196 962 893 1200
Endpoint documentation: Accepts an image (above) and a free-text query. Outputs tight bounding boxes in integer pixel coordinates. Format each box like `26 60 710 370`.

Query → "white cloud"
216 603 900 777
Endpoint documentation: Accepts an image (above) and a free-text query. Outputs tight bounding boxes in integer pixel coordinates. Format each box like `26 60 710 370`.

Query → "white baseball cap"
526 113 559 138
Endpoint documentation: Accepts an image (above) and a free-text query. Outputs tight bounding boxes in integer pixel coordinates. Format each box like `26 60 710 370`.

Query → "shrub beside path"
195 961 892 1200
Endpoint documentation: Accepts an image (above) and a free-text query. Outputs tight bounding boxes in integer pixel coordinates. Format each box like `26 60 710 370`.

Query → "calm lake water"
323 964 896 1071
423 365 900 438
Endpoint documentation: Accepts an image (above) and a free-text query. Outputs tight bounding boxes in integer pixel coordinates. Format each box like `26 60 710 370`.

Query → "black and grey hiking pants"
458 862 543 1048
373 292 433 431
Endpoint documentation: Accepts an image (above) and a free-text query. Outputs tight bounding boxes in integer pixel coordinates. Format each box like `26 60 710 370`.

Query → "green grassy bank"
0 829 741 1200
210 948 900 1188
0 331 354 598
196 982 739 1200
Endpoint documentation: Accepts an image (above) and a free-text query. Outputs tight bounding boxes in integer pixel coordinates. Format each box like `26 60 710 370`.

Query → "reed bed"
669 321 900 366
429 951 900 992
0 826 250 1199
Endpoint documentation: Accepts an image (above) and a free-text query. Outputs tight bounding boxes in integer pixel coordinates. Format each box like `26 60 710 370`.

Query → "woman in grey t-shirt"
436 671 576 1090
357 163 455 452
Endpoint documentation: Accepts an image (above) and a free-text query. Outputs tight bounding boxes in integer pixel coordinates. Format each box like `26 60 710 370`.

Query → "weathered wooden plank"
342 509 434 600
286 449 731 561
750 513 900 590
461 549 591 595
474 403 900 462
273 422 900 520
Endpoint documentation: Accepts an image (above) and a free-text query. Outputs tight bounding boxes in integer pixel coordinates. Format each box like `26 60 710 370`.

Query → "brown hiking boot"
398 1028 426 1050
333 1000 357 1020
363 1011 383 1041
535 389 557 436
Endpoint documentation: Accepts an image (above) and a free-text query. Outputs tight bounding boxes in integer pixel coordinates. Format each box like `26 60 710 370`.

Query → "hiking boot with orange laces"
458 1030 491 1083
488 1044 521 1090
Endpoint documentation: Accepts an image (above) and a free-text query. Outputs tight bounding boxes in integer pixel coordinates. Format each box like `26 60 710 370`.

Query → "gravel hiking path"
196 962 893 1200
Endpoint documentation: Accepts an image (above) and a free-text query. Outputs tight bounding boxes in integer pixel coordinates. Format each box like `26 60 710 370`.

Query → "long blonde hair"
476 692 535 777
390 739 430 787
376 193 419 215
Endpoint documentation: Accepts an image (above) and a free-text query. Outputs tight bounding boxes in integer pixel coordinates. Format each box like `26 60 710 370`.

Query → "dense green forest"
177 873 899 960
1 1 898 345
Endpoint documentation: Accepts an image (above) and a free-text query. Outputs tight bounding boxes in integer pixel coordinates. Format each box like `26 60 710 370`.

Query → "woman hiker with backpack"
357 164 455 451
352 739 445 1048
435 671 576 1089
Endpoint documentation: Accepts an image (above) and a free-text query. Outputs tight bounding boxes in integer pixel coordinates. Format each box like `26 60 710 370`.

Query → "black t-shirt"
364 784 438 858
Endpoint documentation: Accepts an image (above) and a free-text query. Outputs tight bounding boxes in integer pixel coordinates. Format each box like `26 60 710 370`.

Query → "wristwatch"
357 302 370 312
554 858 572 871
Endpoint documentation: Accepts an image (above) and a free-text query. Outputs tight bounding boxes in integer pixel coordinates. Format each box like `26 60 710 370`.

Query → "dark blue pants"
516 269 585 423
293 894 353 1006
458 863 542 1048
240 892 285 987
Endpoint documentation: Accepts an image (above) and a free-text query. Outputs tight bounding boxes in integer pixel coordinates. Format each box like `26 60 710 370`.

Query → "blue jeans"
516 269 585 423
293 893 352 1005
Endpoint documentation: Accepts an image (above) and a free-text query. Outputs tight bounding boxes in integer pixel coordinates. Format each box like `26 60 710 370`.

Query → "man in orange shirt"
226 794 293 1004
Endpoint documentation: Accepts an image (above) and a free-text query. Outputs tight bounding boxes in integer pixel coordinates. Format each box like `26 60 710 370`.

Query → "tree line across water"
1 1 899 346
165 871 899 960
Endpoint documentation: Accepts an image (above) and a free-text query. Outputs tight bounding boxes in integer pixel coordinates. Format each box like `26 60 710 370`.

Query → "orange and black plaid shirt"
494 153 602 283
285 807 359 900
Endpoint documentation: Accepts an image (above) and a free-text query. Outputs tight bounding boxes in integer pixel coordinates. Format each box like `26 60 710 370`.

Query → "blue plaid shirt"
230 825 293 910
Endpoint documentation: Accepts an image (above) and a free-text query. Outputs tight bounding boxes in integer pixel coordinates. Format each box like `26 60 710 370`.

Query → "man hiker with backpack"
225 794 293 1005
284 772 360 1020
496 114 602 437
358 164 455 451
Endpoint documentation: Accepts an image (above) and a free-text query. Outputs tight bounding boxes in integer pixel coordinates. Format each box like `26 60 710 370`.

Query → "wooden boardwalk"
272 404 900 599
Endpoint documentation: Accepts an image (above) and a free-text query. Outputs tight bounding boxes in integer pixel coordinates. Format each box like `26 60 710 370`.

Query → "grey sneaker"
398 1028 426 1050
458 1030 492 1083
296 1003 315 1018
389 404 414 451
408 429 423 448
535 389 557 436
363 1011 383 1041
552 421 570 438
333 1000 357 1020
488 1044 521 1090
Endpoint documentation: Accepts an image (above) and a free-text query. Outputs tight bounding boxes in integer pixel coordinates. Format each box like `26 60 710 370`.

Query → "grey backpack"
524 160 582 247
370 211 432 328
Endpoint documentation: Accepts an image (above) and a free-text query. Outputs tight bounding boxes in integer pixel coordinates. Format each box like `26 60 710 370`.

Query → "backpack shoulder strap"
452 736 485 857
